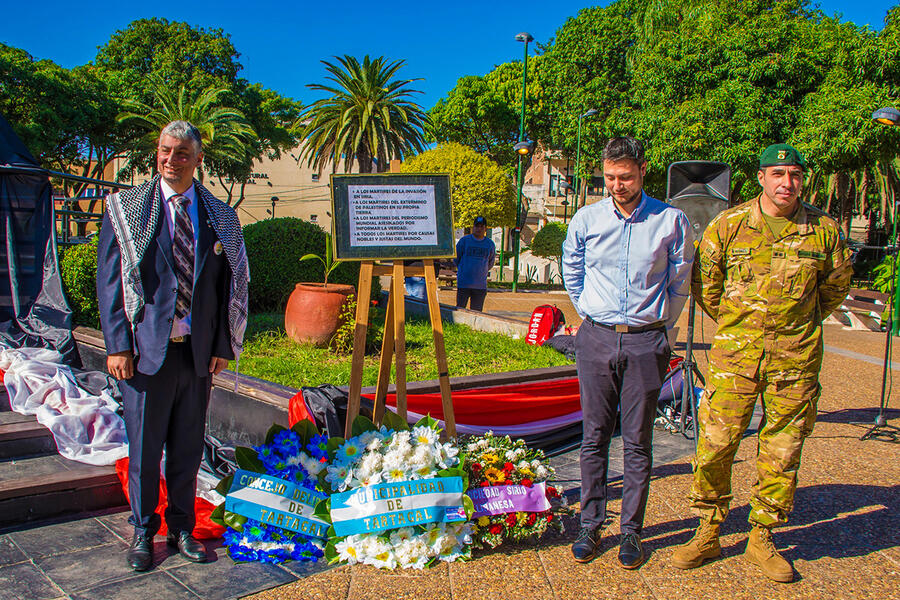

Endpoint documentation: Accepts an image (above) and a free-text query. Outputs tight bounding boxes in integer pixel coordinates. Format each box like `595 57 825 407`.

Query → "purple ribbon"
467 482 551 517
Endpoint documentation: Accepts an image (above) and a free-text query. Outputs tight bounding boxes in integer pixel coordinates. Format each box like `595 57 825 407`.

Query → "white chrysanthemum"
359 451 383 473
411 426 439 446
285 453 302 466
410 444 434 466
335 536 363 564
368 547 398 569
300 453 325 476
535 465 549 479
388 430 411 448
389 527 415 546
352 471 383 487
396 538 429 569
325 463 353 491
381 449 405 471
357 430 384 448
384 466 407 482
505 449 517 460
437 442 459 468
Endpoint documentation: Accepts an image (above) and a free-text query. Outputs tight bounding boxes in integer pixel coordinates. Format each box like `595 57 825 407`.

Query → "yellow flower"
477 516 490 527
520 467 534 477
484 467 507 483
480 453 500 464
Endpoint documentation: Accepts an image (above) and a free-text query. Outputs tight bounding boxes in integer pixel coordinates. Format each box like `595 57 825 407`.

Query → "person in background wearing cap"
563 136 695 569
672 143 852 582
453 216 496 311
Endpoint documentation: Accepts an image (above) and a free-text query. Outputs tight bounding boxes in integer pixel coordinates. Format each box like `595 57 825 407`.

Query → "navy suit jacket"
97 184 234 377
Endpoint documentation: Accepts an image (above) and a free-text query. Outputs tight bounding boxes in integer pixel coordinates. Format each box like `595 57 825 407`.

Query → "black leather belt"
586 318 665 333
170 335 189 343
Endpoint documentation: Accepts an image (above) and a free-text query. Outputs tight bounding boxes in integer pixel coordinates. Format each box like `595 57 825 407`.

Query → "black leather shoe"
167 531 207 563
619 531 645 569
127 533 154 571
571 526 602 563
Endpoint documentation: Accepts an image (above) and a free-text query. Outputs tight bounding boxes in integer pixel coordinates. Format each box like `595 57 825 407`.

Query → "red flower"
521 478 533 487
546 486 560 499
472 463 482 471
505 514 517 527
545 513 554 522
526 513 537 526
503 462 515 472
480 481 490 487
489 525 503 535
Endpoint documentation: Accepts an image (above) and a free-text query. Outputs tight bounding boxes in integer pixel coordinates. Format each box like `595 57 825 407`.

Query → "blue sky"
1 1 895 110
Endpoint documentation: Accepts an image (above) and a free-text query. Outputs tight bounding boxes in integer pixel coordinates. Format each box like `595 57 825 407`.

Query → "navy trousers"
576 321 669 534
120 341 210 536
456 288 487 311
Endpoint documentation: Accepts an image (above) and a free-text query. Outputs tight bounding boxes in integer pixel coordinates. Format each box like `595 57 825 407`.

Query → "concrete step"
0 453 126 530
0 411 57 459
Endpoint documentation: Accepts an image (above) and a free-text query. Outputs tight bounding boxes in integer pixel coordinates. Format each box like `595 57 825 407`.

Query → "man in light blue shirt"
563 136 694 569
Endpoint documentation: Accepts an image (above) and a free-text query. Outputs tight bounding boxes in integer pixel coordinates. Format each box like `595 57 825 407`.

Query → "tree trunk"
837 171 852 240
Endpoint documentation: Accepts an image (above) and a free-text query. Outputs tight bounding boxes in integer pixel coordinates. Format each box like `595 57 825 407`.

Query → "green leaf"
462 494 475 519
291 419 319 447
265 423 288 445
324 540 340 564
223 510 248 531
317 468 333 494
209 503 226 526
214 474 234 497
414 414 441 431
300 253 323 263
381 408 409 432
234 446 265 472
313 497 332 523
351 415 377 437
326 436 344 461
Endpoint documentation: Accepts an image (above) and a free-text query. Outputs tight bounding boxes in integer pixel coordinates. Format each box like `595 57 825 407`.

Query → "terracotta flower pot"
284 283 356 346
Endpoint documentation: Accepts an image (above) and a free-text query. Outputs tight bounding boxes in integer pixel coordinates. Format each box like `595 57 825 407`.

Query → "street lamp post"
559 180 572 223
512 31 534 293
574 108 599 208
269 196 279 219
872 107 900 335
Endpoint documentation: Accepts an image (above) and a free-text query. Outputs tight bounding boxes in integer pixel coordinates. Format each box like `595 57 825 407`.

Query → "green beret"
759 143 807 170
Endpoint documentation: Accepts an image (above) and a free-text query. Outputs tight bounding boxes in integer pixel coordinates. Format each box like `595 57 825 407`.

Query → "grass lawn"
232 310 572 389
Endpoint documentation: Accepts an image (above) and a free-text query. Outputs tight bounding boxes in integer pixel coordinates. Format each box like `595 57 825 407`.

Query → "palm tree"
118 76 256 179
297 55 429 173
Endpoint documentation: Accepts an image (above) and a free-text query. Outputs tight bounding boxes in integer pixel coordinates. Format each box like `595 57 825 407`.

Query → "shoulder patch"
731 248 751 256
798 250 826 260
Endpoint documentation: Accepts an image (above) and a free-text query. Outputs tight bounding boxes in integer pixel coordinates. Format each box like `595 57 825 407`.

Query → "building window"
549 173 573 197
587 176 605 196
311 173 320 182
310 214 318 223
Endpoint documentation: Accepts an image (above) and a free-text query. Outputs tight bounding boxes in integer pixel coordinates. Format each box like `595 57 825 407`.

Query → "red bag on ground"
114 457 225 540
525 305 566 346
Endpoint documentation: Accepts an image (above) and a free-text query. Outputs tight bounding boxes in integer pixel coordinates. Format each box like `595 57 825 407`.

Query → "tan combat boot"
744 525 793 583
671 521 721 569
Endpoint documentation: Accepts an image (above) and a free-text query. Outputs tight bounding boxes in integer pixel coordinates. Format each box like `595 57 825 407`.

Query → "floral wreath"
313 411 475 570
210 420 328 563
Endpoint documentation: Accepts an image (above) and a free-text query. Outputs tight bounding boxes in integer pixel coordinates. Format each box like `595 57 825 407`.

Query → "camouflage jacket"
692 195 853 380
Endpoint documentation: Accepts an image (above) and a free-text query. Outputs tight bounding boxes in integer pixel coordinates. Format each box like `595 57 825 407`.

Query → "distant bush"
60 239 100 328
530 222 568 261
243 217 370 312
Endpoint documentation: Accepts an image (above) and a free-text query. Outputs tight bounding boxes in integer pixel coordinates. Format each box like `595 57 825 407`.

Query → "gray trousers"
575 321 669 534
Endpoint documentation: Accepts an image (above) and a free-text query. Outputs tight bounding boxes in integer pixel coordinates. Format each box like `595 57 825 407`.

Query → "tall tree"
117 77 257 182
296 55 429 173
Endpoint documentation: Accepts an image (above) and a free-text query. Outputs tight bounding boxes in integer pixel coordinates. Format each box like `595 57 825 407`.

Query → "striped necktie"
171 194 194 319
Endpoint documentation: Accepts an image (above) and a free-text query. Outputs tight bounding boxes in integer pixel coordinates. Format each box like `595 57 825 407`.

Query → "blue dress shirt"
562 191 695 328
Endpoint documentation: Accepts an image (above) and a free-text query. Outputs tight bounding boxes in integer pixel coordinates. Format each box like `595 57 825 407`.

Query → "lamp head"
514 140 536 156
872 107 900 126
515 32 534 43
581 108 599 119
559 181 572 192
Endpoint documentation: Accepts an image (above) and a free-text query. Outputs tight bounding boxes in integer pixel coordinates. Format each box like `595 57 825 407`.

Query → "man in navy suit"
97 121 247 571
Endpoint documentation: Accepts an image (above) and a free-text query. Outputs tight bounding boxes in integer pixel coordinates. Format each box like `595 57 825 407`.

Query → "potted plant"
284 233 356 346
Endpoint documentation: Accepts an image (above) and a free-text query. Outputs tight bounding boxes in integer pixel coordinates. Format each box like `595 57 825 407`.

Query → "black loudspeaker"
666 161 731 237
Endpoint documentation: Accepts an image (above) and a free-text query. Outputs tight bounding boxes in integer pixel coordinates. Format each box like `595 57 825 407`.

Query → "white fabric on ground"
1 345 127 465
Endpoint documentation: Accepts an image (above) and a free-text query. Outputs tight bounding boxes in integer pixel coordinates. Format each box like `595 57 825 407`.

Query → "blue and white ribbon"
226 470 329 539
330 477 466 537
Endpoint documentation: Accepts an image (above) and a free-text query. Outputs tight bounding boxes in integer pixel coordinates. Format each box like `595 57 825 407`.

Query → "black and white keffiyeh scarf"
105 175 249 360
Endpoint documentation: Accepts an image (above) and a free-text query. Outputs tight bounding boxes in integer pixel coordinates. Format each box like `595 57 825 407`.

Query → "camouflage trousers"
688 367 820 528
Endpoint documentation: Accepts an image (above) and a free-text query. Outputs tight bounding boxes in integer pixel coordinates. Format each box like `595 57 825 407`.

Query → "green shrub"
530 222 568 260
243 217 371 312
59 239 100 328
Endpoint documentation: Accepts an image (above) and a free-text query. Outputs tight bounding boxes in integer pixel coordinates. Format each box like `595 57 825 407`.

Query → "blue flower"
228 544 259 562
273 430 301 454
307 435 329 460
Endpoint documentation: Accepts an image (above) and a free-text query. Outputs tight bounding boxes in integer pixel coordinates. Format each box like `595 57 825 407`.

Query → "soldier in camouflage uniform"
671 144 852 582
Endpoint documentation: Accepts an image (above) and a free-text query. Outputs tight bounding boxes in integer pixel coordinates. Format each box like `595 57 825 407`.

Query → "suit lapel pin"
214 241 224 255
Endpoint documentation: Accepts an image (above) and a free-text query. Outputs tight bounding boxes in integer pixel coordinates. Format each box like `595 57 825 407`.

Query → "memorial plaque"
331 174 455 260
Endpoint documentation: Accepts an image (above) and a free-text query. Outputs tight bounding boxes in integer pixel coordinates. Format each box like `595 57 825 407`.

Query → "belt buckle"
170 335 186 343
615 324 628 333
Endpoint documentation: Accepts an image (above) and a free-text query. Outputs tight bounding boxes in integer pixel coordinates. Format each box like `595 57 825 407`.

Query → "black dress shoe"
571 527 602 563
619 531 645 569
167 531 207 563
127 533 154 571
